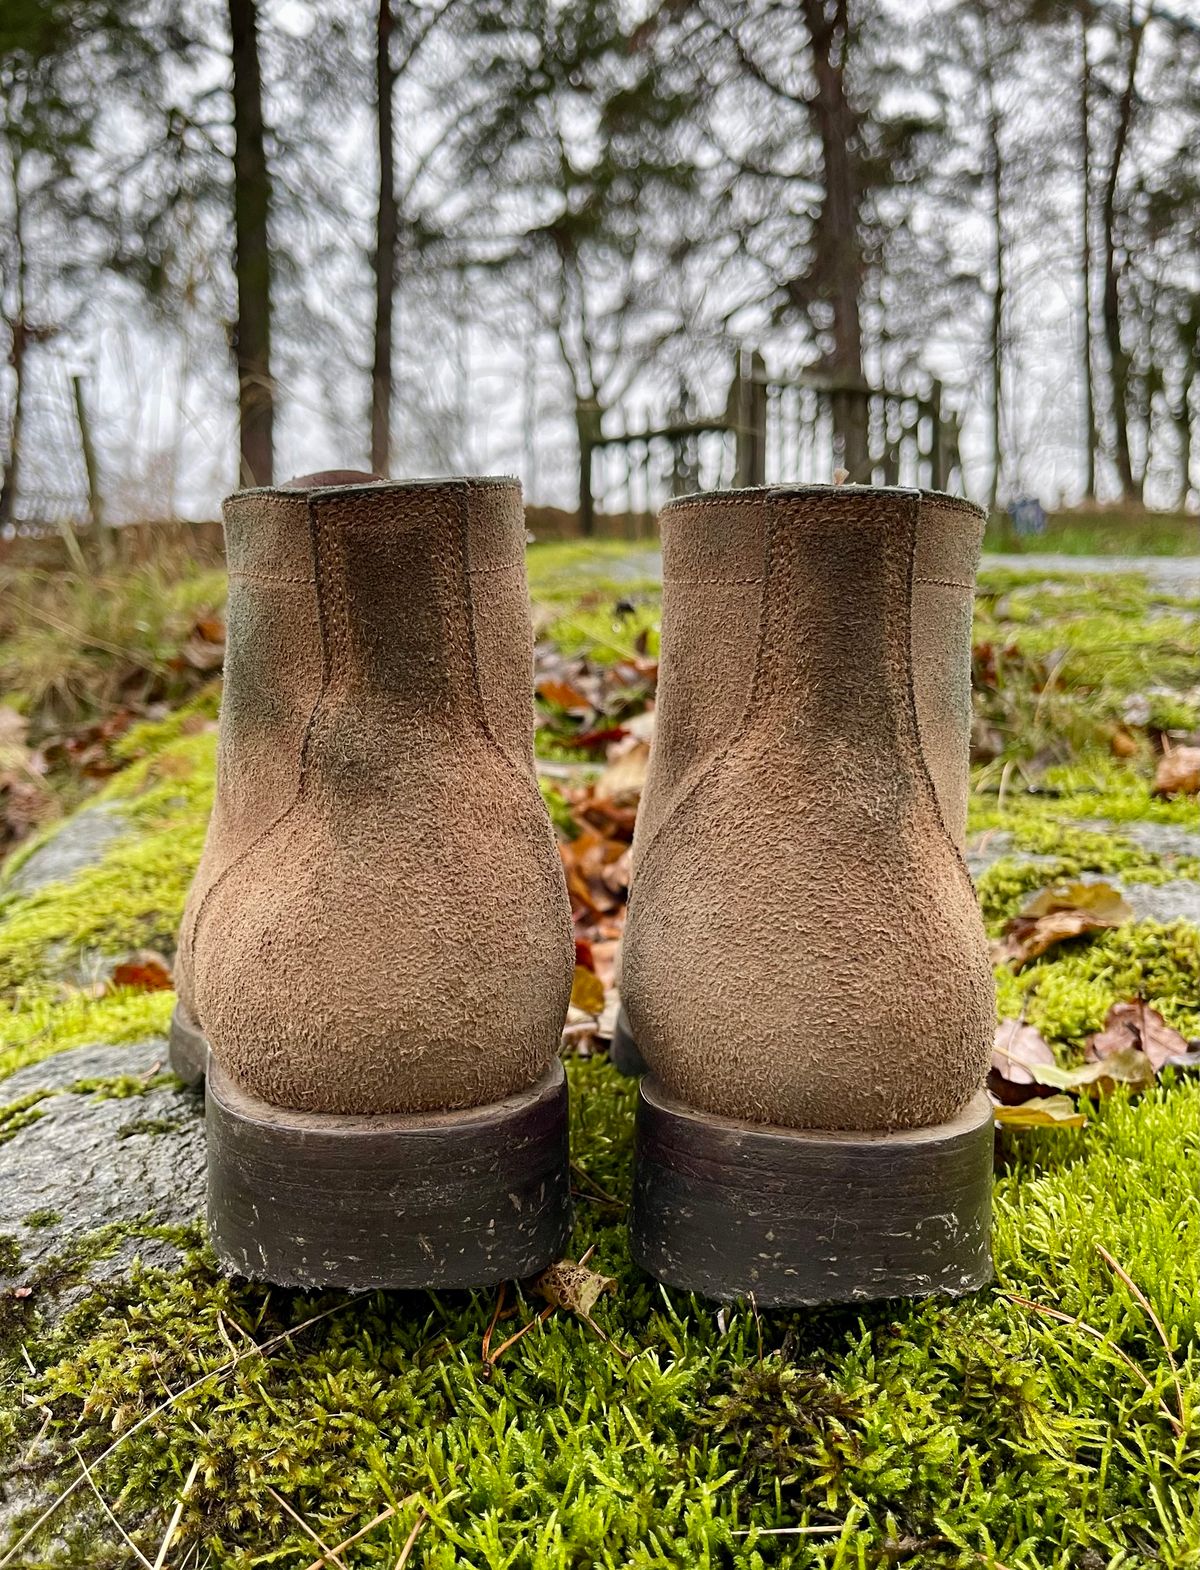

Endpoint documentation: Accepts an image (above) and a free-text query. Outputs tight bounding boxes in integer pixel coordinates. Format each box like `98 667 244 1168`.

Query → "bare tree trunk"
576 401 599 538
801 0 868 479
1079 4 1098 500
0 152 26 524
1100 0 1145 502
1179 311 1198 509
0 322 22 524
370 0 397 476
983 45 1004 513
228 0 274 487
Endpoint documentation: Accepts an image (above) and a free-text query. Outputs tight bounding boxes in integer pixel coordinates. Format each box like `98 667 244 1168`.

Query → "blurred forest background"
1 0 1199 532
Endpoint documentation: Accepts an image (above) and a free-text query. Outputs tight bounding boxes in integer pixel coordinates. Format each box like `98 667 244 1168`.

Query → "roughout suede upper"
622 485 994 1133
176 477 574 1116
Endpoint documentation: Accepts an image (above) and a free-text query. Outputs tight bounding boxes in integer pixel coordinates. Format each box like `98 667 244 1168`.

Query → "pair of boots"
172 473 995 1306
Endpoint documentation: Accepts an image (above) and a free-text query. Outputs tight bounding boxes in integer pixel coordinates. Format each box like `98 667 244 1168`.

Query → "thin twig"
394 1508 428 1569
267 1487 349 1570
150 1457 200 1570
0 1300 352 1569
482 1247 596 1372
481 1281 507 1366
569 1160 625 1209
1006 1292 1183 1434
71 1443 154 1570
580 1311 632 1362
1096 1243 1187 1428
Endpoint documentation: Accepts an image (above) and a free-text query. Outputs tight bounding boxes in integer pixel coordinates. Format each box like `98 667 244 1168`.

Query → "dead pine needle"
480 1279 508 1365
71 1442 154 1570
732 1523 841 1538
150 1457 200 1570
295 1499 413 1570
1095 1242 1188 1429
1006 1292 1184 1435
266 1486 350 1570
395 1507 429 1569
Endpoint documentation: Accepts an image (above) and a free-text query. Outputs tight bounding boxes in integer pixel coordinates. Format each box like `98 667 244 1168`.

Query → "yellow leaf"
992 1094 1087 1129
570 964 605 1015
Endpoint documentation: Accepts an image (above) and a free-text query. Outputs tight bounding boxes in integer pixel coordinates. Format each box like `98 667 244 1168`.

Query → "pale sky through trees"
2 0 1197 523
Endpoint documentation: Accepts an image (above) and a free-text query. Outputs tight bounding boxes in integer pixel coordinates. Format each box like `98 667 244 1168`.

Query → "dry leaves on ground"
174 616 226 672
534 1259 618 1317
1087 999 1200 1071
1152 745 1200 797
0 704 56 850
993 1095 1088 1129
109 951 175 993
990 1001 1199 1126
993 880 1133 968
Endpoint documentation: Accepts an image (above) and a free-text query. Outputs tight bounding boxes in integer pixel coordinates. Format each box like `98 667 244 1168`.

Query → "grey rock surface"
1120 881 1200 926
965 822 1200 925
2 803 128 897
0 1038 205 1291
981 552 1200 598
554 546 1200 598
1074 819 1200 865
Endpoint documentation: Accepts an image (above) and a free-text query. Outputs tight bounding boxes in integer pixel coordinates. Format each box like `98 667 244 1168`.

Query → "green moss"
542 602 660 664
0 1090 52 1143
3 551 1200 1567
22 1209 62 1229
3 1067 1199 1568
0 991 174 1083
994 920 1200 1046
115 1115 182 1139
539 778 579 839
0 1236 21 1274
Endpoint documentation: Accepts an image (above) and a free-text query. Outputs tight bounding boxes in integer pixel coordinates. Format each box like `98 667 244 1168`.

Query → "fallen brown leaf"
989 1020 1058 1104
534 1258 617 1318
1087 1000 1199 1071
593 740 649 806
537 678 593 715
1109 727 1139 758
193 615 226 644
110 952 174 992
1153 746 1200 797
995 880 1132 968
559 830 629 917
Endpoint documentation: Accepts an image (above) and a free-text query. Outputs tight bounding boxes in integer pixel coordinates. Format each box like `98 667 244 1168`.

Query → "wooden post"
576 399 602 537
73 374 113 568
731 349 768 488
928 378 945 492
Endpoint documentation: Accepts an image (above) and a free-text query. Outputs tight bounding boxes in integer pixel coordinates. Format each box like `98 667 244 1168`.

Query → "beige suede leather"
178 476 574 1115
622 485 993 1133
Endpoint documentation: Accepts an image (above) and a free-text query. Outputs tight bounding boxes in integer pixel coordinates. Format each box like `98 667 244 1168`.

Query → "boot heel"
168 1000 209 1087
631 1076 993 1306
205 1058 572 1290
610 1006 648 1077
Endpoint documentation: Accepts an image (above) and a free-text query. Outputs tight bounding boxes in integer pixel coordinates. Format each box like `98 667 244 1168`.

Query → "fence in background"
580 350 965 534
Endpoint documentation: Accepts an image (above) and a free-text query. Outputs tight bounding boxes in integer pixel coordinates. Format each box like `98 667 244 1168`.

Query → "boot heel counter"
624 486 992 1133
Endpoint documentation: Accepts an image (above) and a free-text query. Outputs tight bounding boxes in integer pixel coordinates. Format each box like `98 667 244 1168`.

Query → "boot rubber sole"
168 1003 572 1290
169 999 208 1087
632 1074 993 1306
610 1005 648 1077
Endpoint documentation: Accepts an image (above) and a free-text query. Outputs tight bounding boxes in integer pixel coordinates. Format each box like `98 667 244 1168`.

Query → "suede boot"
619 485 994 1305
171 475 575 1289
